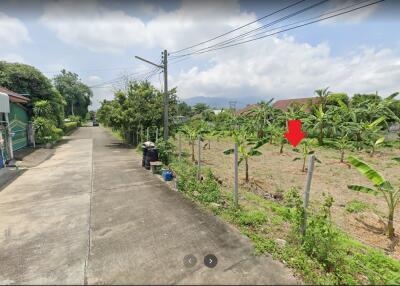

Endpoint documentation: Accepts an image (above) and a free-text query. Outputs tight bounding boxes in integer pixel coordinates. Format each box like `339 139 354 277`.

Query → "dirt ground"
176 137 400 259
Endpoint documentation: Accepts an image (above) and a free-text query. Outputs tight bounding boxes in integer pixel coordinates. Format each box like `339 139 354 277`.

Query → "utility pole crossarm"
134 56 163 68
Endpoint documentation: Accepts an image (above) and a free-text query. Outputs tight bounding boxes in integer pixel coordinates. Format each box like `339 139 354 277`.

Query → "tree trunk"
280 142 284 154
370 146 375 157
318 123 324 145
245 157 249 182
340 150 344 163
388 210 395 239
191 141 195 162
71 102 75 116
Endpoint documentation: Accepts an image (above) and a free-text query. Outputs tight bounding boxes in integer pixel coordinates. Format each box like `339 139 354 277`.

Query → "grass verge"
170 158 400 285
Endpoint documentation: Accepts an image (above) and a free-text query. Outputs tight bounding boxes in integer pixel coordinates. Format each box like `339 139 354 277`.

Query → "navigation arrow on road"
284 120 305 147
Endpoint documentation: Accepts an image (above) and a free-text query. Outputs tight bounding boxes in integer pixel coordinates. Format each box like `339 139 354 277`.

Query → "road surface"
0 126 299 285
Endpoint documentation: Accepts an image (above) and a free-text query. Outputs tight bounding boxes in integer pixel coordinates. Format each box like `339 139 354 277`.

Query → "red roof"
0 86 29 103
272 97 319 112
235 103 260 116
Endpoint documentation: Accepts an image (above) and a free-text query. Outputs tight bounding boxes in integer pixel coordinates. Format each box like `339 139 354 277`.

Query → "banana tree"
348 156 400 239
327 134 354 163
293 138 321 172
249 99 275 138
310 104 330 145
368 136 385 157
223 129 267 182
180 121 208 162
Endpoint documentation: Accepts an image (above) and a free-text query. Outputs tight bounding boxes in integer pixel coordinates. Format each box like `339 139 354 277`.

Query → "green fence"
9 103 28 152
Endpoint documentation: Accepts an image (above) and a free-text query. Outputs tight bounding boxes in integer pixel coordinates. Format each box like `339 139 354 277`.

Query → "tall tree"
0 61 65 127
314 87 332 111
53 69 93 118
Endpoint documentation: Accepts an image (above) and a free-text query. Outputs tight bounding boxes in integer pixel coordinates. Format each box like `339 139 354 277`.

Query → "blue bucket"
162 170 173 181
0 151 4 169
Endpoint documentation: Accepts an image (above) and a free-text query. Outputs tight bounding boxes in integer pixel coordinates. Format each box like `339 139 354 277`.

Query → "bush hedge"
64 122 78 134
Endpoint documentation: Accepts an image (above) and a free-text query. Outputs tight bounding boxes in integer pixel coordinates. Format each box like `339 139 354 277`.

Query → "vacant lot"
177 137 400 259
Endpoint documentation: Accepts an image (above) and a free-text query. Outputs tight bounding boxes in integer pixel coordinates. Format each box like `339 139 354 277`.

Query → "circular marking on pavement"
183 254 197 268
204 254 218 268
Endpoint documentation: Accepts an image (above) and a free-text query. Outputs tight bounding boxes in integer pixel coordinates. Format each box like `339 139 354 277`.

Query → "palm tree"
348 156 400 239
314 87 332 111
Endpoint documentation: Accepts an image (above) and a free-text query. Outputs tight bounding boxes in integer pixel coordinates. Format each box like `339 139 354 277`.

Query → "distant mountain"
182 96 267 109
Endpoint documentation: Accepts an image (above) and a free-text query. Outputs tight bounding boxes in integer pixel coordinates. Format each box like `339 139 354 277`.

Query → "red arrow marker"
284 120 305 147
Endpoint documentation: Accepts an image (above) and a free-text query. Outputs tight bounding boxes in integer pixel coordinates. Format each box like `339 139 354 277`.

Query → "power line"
169 0 384 59
88 67 161 88
208 0 373 48
170 0 308 55
171 0 373 59
170 0 330 59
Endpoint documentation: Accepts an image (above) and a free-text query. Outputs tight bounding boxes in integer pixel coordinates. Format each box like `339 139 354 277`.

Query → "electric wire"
171 0 373 59
169 0 384 59
170 0 309 55
169 0 330 59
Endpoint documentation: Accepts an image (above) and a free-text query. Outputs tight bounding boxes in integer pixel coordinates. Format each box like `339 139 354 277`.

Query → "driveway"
0 126 299 285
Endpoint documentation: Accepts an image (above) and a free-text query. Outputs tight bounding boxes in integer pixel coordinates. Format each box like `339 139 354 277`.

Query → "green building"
0 86 30 166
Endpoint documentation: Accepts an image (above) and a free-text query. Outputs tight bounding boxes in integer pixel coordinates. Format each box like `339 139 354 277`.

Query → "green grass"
345 200 372 213
170 157 400 285
103 133 399 285
103 125 124 141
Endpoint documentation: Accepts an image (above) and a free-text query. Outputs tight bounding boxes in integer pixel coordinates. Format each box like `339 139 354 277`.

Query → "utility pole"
135 49 169 141
162 50 168 141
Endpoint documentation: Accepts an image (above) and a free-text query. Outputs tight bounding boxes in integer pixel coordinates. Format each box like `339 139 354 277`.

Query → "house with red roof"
236 97 320 115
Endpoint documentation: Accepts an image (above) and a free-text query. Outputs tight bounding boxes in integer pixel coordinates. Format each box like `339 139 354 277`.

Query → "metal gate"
0 124 9 164
9 119 28 151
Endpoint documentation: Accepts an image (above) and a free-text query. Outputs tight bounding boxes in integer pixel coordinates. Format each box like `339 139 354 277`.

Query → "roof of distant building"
0 86 30 103
272 97 319 111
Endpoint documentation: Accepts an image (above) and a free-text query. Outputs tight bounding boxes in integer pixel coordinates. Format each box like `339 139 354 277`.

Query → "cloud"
0 12 30 46
0 53 25 63
39 0 256 53
321 0 381 25
40 0 149 53
145 0 256 50
171 35 400 101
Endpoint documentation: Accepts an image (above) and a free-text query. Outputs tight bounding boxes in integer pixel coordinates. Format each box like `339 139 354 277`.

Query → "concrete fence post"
156 128 159 142
300 154 315 237
197 135 201 180
234 142 239 207
178 133 182 161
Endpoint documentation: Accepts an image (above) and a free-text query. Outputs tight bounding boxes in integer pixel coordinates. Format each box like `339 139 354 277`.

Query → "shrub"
33 100 52 117
68 115 82 127
301 194 344 273
170 160 221 204
155 138 175 165
237 209 267 227
64 122 78 134
33 117 61 144
52 127 64 141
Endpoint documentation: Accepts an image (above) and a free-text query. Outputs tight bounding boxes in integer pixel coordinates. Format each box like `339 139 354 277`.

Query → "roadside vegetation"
99 80 400 284
0 61 93 145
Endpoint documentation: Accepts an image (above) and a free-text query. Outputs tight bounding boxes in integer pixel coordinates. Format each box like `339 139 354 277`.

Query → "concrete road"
0 126 300 285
